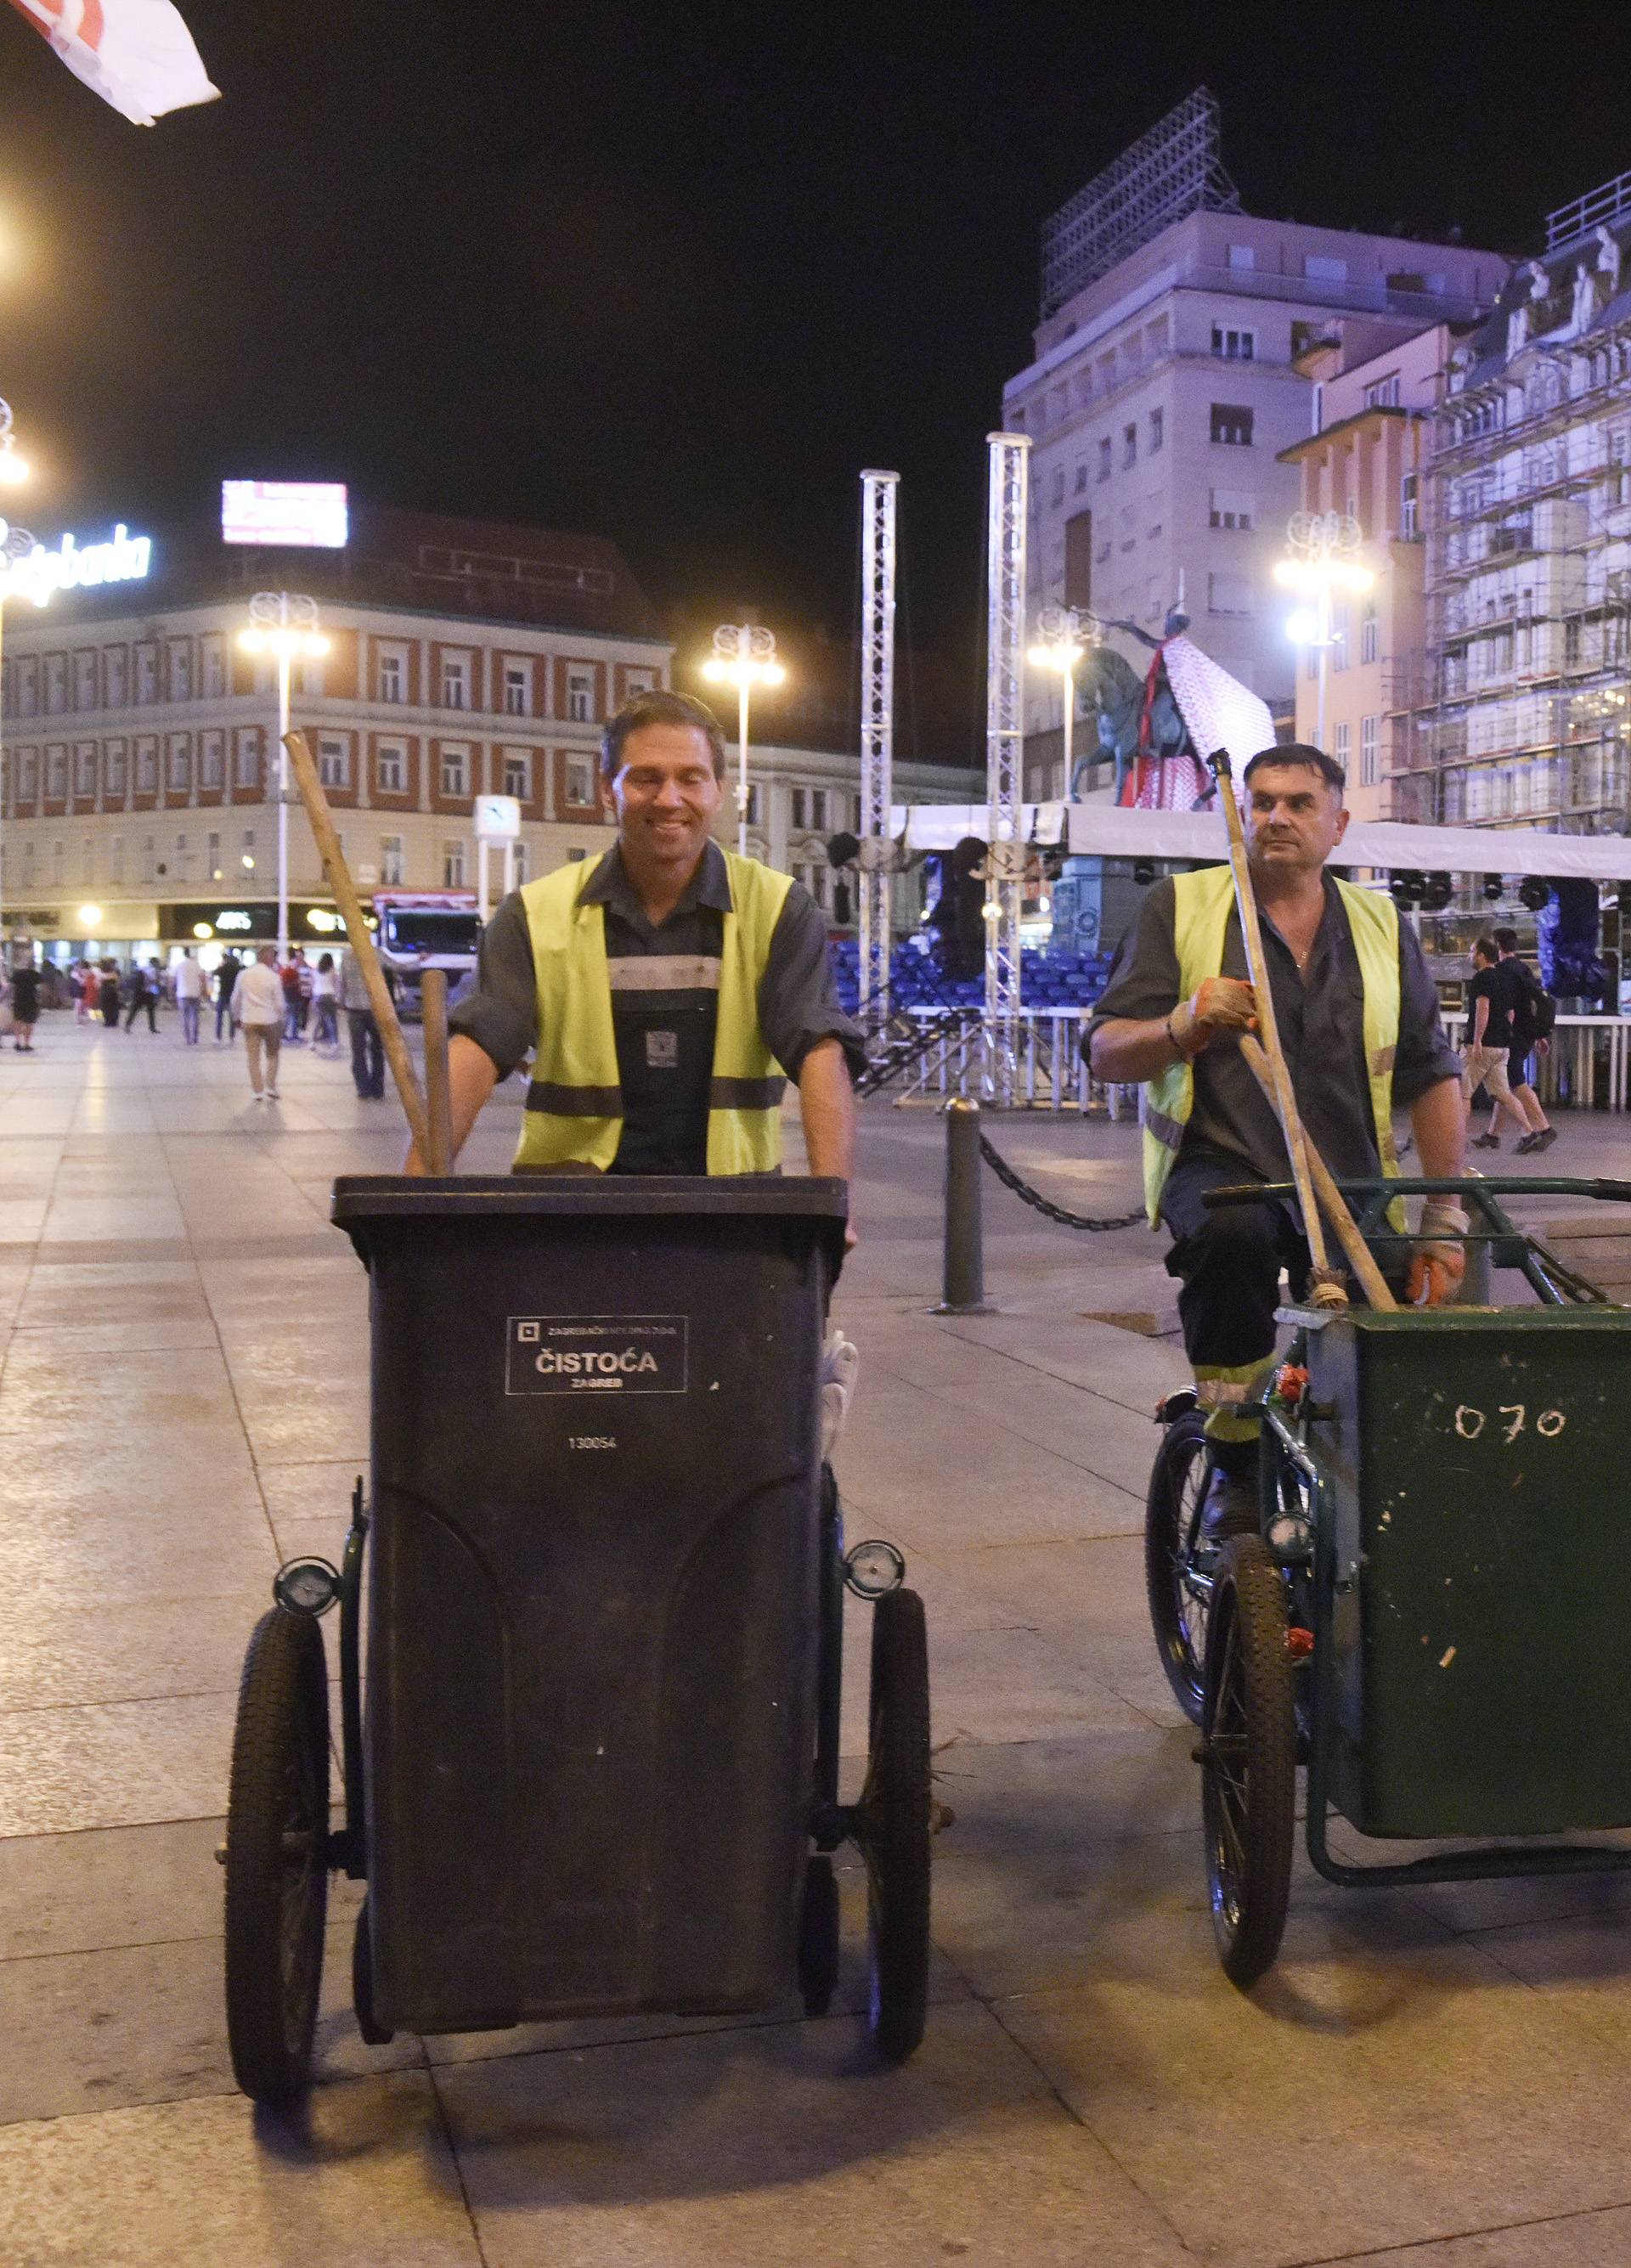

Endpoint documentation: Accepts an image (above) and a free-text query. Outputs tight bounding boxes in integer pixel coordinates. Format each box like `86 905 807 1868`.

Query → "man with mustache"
1088 744 1466 1534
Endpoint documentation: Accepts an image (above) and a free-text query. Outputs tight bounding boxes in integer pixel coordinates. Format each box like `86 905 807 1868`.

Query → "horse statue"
1070 611 1211 809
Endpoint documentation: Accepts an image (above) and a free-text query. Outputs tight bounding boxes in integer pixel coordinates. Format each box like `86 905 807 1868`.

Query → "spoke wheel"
1146 1409 1213 1725
1200 1536 1295 1989
856 1588 931 2063
224 1608 330 2105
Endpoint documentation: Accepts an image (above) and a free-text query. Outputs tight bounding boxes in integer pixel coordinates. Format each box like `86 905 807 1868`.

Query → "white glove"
821 1327 860 1462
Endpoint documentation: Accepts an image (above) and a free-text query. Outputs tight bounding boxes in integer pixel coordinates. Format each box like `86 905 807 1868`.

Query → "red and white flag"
6 0 218 126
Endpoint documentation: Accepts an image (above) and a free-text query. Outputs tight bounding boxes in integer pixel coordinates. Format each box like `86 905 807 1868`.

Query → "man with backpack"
1472 926 1556 1155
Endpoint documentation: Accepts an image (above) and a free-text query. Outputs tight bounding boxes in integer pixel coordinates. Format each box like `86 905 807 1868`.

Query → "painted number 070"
1453 1402 1566 1443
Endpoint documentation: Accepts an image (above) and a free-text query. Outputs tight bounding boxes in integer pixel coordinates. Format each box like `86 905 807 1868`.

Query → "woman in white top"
310 951 340 1051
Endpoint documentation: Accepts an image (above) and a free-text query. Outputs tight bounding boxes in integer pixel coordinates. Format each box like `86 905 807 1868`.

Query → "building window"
624 669 656 698
1359 598 1380 665
502 749 530 798
168 644 192 702
791 787 808 829
744 783 761 826
51 838 64 885
18 748 37 798
503 663 528 717
1228 242 1256 270
167 736 189 792
241 827 257 874
318 736 349 790
207 831 222 881
376 740 406 794
381 835 404 886
440 744 469 796
16 658 37 717
45 745 67 798
1122 421 1137 468
173 833 190 882
74 651 96 709
565 753 594 805
1148 407 1165 453
1400 471 1419 540
200 731 224 789
567 669 593 723
379 651 405 703
1363 372 1402 409
201 637 225 699
136 646 158 703
296 652 325 698
1050 468 1064 508
1096 437 1111 482
135 739 158 793
74 742 95 796
45 655 66 714
141 834 155 884
443 838 466 889
1305 254 1349 284
1334 720 1352 775
512 840 529 886
1209 488 1255 530
1211 325 1256 361
1211 403 1254 446
1074 461 1088 494
234 731 258 791
1360 714 1380 787
104 650 127 708
105 741 127 798
1206 572 1253 617
441 656 469 710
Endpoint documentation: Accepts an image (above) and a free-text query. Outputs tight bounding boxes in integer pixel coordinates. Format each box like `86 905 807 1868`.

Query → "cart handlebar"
1201 1176 1631 1210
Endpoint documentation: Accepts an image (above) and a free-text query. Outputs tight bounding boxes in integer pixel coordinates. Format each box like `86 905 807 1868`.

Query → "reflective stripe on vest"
1139 864 1402 1226
512 848 793 1175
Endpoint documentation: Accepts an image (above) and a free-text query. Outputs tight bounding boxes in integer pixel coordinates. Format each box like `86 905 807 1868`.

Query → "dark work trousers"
347 1008 385 1098
124 994 156 1034
1160 1150 1310 1374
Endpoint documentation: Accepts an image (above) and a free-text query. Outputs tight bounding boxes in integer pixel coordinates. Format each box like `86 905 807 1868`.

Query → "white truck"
369 889 483 1020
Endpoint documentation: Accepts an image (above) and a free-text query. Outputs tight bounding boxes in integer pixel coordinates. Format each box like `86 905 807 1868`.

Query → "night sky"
3 3 1629 755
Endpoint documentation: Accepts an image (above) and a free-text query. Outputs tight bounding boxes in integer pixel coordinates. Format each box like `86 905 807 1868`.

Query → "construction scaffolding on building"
1039 86 1240 319
1394 172 1631 839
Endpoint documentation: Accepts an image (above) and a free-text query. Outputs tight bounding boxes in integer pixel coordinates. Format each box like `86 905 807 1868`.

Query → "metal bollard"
933 1097 994 1315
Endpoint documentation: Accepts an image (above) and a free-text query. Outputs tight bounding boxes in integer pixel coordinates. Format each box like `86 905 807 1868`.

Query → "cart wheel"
798 1854 841 2017
1199 1536 1295 1989
857 1587 931 2063
223 1607 330 2105
1145 1407 1212 1725
352 1898 395 2047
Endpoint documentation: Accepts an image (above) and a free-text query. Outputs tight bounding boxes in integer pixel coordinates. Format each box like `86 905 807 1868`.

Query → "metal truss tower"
857 470 898 1035
1040 87 1240 319
983 432 1030 1107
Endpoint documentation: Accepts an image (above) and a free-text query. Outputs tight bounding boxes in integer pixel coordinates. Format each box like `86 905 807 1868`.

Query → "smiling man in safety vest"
1087 744 1466 1532
416 690 862 1218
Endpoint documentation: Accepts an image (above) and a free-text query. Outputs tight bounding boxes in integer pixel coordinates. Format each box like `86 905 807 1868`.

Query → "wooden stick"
420 968 453 1176
1205 748 1346 1308
1239 1034 1398 1311
282 730 433 1168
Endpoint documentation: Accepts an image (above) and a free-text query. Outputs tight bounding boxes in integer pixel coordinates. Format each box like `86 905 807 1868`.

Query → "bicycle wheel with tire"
1146 1408 1212 1725
1199 1535 1295 1989
857 1587 931 2063
224 1607 331 2105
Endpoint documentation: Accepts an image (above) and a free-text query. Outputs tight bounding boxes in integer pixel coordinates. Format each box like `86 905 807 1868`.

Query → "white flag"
7 0 219 126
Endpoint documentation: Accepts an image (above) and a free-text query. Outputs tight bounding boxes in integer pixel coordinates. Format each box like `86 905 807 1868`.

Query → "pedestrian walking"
173 948 206 1046
100 962 121 1028
1463 937 1549 1149
281 950 309 1042
122 962 156 1034
311 951 340 1050
232 944 285 1103
71 962 91 1024
1477 926 1558 1155
214 951 240 1042
10 957 41 1051
340 948 387 1098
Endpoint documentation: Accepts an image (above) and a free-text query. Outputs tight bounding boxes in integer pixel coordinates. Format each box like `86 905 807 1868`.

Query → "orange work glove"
1167 976 1257 1057
1406 1199 1469 1308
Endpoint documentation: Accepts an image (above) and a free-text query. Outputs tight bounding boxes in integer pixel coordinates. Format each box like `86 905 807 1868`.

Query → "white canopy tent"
889 799 1631 884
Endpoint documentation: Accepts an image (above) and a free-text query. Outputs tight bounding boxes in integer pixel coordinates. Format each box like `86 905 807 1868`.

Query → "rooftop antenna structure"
857 471 898 1036
1041 87 1241 319
983 432 1030 1108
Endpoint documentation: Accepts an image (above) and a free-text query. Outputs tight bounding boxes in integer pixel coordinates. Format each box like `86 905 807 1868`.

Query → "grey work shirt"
449 840 865 1175
1084 867 1460 1186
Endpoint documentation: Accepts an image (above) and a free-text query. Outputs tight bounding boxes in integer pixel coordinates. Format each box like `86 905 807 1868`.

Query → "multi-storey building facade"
1397 174 1631 837
1003 93 1502 759
1279 322 1462 821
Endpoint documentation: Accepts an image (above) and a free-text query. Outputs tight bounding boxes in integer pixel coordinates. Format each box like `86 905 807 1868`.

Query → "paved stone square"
5 1015 1631 2264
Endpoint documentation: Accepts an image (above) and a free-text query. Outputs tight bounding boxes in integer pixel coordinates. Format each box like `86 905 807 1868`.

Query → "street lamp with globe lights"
1027 605 1098 803
1273 511 1373 753
701 623 785 857
238 592 329 961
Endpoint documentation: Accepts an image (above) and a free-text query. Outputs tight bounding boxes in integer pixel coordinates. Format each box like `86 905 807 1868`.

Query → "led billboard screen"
221 481 349 549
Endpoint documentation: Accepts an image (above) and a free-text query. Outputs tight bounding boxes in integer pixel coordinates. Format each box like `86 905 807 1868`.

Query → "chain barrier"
977 1131 1147 1233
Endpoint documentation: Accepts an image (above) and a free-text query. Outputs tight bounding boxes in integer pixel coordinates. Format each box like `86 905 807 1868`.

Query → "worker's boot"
1199 1444 1261 1544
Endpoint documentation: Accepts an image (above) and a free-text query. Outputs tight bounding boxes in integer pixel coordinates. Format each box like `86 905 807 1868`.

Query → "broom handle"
1239 1035 1398 1310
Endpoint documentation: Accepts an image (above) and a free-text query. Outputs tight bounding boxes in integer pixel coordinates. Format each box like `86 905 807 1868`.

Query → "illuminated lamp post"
701 623 785 857
1027 605 1097 801
0 400 35 972
238 593 328 961
1274 511 1373 753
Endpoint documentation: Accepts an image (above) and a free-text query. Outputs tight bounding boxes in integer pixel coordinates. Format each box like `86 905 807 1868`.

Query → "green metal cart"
1147 1175 1631 1987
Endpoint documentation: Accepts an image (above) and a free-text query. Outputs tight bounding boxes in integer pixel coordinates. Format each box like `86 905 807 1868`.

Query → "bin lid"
331 1175 849 1265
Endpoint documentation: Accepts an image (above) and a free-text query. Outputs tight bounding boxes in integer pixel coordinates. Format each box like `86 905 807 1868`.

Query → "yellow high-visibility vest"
1141 864 1402 1224
512 848 793 1175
